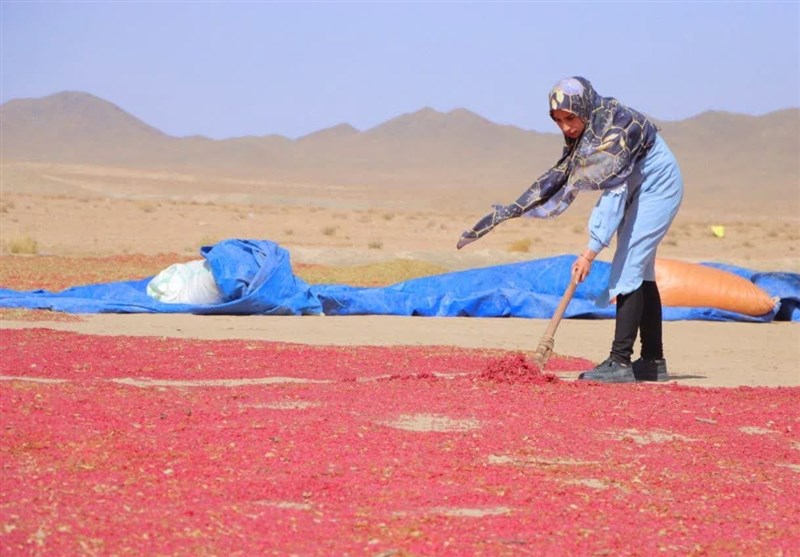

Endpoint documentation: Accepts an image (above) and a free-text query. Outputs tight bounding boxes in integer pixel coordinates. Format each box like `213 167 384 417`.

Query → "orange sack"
655 258 776 317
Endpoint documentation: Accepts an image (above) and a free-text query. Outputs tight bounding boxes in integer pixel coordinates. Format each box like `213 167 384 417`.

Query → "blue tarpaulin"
1 239 798 322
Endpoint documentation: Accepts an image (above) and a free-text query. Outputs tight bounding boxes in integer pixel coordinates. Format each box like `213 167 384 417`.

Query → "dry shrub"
7 236 39 255
368 241 383 250
507 238 532 253
135 200 158 213
322 226 338 237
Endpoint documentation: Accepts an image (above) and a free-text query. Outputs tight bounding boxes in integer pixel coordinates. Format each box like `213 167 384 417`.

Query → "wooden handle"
533 271 580 367
543 275 579 339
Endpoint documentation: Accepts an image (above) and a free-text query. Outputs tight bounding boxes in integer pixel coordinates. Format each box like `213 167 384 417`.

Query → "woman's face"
551 109 585 140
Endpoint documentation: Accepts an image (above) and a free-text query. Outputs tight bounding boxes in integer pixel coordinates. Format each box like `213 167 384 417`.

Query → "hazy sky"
2 1 798 139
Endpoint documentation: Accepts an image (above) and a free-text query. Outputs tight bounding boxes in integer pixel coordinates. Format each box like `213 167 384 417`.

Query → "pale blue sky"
2 1 798 139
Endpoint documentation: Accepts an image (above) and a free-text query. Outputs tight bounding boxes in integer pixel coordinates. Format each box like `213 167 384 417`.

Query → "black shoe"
632 358 669 382
578 358 635 383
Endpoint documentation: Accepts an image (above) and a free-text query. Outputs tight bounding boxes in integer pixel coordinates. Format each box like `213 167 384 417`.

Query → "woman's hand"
571 251 596 283
456 232 478 250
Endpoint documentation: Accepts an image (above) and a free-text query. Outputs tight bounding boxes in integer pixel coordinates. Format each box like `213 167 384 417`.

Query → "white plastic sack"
146 259 223 305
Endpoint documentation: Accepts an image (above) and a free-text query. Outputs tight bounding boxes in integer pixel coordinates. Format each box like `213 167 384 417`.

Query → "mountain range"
1 91 798 205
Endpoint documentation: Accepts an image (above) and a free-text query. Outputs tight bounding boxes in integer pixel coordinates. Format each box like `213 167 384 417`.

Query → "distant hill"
1 91 798 205
0 92 170 164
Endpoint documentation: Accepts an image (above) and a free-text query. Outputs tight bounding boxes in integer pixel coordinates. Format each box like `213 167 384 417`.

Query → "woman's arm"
588 183 628 252
571 184 628 281
456 166 569 249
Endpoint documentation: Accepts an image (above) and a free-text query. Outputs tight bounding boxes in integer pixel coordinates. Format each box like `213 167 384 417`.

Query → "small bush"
368 241 383 250
507 238 532 253
7 236 39 255
135 200 158 213
322 226 338 237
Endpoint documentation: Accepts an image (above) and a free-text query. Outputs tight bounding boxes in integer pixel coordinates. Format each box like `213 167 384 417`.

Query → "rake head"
533 335 555 368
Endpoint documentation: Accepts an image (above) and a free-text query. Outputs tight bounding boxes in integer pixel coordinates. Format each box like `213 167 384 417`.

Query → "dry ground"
1 162 799 387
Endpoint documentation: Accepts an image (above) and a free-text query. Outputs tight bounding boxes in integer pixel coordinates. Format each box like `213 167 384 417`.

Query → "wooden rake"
533 271 580 368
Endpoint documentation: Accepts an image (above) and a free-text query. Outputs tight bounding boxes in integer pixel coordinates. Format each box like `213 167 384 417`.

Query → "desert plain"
0 154 798 387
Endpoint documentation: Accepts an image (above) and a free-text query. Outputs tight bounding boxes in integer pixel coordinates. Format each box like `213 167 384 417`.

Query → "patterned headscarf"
458 76 658 248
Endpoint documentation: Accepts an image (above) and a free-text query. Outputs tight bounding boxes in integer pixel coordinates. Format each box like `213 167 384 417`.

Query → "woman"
457 76 684 383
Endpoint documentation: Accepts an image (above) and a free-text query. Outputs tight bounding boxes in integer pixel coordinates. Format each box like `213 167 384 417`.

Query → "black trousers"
610 281 664 364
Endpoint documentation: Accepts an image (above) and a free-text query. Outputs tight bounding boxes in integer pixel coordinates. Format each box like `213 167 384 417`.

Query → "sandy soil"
1 162 799 388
